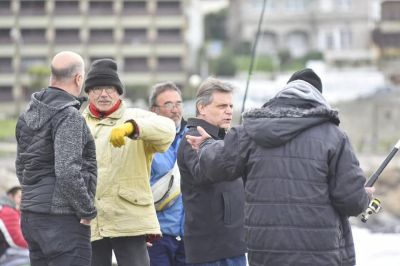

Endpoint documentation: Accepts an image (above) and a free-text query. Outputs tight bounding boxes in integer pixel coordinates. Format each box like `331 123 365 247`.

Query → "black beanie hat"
287 68 322 93
84 59 124 95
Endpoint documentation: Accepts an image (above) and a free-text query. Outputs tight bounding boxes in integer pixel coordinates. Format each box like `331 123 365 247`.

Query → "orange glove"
110 122 134 147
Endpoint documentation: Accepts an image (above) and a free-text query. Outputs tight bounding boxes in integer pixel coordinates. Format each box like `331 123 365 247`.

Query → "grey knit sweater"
15 87 97 219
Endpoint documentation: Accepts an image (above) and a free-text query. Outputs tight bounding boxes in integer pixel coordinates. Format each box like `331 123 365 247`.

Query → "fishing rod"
239 0 267 124
361 139 400 222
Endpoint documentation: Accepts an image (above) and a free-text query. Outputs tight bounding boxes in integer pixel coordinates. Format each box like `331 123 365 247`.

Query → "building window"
0 86 13 102
382 33 400 48
0 1 11 15
122 1 147 15
21 29 46 44
89 29 114 43
157 28 181 43
251 0 275 11
325 31 334 50
156 1 181 15
20 1 46 16
54 1 80 15
124 57 148 72
88 1 113 15
335 0 351 11
339 28 352 49
0 29 11 44
286 31 309 57
285 0 308 12
382 2 400 21
55 29 80 44
319 0 333 12
157 57 181 72
124 29 147 44
259 31 278 55
0 58 12 73
21 57 47 72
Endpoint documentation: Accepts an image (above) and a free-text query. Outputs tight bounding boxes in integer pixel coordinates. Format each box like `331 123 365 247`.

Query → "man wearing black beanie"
82 59 176 266
183 68 375 266
287 68 323 93
84 59 124 95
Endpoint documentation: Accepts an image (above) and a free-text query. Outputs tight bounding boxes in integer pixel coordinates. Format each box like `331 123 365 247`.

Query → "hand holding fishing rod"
361 139 400 222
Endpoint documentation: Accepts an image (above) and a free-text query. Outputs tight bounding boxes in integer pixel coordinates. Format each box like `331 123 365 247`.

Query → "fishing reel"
361 198 381 223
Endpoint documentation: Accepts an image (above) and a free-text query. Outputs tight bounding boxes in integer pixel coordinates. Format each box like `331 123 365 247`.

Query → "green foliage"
304 50 323 61
28 65 50 92
205 9 227 41
209 50 237 76
124 85 149 101
235 55 276 72
279 50 324 71
233 41 252 55
0 119 17 140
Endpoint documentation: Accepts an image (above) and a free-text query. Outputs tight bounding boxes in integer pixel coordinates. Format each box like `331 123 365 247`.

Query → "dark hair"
6 186 21 197
149 81 182 107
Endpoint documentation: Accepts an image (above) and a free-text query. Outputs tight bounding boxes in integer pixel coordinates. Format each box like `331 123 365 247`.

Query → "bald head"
50 51 85 96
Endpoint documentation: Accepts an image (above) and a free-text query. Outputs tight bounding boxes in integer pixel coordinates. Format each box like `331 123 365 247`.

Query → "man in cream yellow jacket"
82 59 175 266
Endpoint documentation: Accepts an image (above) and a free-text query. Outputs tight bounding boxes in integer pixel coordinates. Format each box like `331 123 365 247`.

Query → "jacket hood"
242 80 339 148
0 195 16 209
24 87 82 130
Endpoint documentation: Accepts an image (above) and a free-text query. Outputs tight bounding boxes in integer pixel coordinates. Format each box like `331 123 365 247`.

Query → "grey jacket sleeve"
53 109 97 219
198 126 247 183
328 133 369 217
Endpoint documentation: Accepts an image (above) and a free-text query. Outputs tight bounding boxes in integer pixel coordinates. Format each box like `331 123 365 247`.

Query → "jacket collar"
177 119 187 136
85 100 126 120
187 118 226 139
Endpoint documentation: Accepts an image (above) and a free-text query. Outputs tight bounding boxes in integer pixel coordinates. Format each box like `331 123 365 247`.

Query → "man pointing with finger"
82 58 175 266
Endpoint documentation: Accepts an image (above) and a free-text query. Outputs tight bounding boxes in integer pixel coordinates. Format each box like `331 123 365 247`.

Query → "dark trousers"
21 211 91 266
91 235 149 266
190 255 247 266
148 235 187 266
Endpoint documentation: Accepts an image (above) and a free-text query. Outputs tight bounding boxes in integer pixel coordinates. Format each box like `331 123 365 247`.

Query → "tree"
28 65 50 94
205 9 227 41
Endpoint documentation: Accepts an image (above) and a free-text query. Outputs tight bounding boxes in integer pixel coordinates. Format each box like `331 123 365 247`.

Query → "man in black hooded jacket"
186 69 374 266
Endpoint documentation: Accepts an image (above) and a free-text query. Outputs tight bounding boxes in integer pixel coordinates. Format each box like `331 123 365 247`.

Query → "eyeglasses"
155 102 183 110
90 87 116 96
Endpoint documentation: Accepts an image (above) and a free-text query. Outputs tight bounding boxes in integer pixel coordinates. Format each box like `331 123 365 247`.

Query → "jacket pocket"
222 192 232 225
118 186 153 206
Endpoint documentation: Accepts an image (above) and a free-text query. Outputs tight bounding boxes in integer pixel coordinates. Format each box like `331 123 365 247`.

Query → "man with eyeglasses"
82 59 176 266
177 77 246 265
148 82 187 266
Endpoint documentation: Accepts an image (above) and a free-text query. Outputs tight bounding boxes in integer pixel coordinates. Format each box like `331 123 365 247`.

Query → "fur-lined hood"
242 81 339 148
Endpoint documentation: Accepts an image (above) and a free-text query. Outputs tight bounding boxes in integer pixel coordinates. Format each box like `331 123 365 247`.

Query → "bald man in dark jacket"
15 51 97 266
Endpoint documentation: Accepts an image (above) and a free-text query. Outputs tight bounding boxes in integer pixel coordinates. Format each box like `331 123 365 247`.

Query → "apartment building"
373 0 400 57
372 0 400 83
228 0 376 64
0 0 187 102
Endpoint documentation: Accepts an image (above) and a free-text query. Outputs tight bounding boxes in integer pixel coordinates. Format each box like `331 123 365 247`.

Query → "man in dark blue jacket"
15 51 97 266
177 77 246 265
186 69 374 266
148 82 187 265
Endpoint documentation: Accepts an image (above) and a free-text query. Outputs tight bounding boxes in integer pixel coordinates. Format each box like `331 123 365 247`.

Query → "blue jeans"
21 211 91 266
148 234 187 266
190 255 247 266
